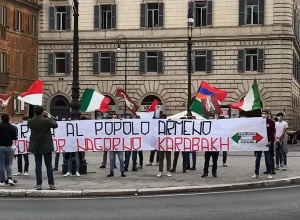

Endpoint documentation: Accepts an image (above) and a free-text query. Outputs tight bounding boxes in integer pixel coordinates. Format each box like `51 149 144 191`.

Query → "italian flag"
229 79 261 111
18 79 43 106
80 89 110 113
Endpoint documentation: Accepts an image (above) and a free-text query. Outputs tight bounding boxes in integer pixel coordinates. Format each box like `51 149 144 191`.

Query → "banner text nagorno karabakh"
15 118 268 153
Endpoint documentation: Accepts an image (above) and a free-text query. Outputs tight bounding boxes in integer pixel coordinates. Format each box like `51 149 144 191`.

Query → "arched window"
238 96 263 117
141 95 162 113
95 95 116 119
50 95 70 119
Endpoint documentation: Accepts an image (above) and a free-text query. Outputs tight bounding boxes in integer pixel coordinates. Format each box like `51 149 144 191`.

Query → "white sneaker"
13 172 22 176
155 163 159 166
283 166 287 171
252 174 258 179
63 172 72 177
0 182 5 187
8 179 15 186
223 163 228 167
157 172 162 177
167 172 172 177
23 172 28 176
267 174 273 179
76 172 80 177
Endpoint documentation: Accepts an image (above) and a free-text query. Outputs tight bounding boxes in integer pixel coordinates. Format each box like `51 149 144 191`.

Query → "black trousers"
172 151 188 171
149 150 159 163
203 152 219 174
138 151 143 166
17 154 29 173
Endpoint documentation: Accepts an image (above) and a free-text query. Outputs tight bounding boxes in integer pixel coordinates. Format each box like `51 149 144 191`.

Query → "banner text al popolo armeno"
15 118 268 154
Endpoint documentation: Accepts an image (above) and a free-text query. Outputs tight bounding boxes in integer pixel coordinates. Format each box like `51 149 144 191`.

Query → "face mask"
262 113 267 118
277 116 281 121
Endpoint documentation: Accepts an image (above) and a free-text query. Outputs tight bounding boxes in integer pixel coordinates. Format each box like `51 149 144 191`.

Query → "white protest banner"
15 118 268 154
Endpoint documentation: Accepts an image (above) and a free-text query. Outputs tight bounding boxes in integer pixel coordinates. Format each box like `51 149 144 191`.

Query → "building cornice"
38 34 295 45
14 0 42 10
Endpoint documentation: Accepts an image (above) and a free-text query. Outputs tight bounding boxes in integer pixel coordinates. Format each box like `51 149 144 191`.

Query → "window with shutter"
94 5 100 29
207 1 213 26
158 3 164 28
140 3 164 28
257 49 264 72
140 4 146 28
239 0 245 25
111 4 117 29
93 52 99 74
139 51 146 73
99 52 111 73
48 53 54 74
49 6 55 30
65 6 71 30
94 4 116 30
238 49 245 72
110 52 116 74
157 51 164 74
206 50 212 73
65 53 71 74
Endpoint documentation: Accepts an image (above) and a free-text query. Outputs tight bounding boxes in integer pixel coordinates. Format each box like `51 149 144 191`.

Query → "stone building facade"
38 0 300 128
0 0 40 121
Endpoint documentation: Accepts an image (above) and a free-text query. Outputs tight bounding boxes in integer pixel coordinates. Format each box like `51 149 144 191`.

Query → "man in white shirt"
275 112 288 170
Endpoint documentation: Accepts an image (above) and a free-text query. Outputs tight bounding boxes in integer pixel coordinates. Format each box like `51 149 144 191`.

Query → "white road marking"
0 184 300 201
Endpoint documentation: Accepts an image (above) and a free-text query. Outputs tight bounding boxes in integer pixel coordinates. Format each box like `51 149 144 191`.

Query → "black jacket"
0 122 18 146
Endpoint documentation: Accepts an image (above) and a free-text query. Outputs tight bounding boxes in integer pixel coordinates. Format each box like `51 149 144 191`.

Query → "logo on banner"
231 132 263 144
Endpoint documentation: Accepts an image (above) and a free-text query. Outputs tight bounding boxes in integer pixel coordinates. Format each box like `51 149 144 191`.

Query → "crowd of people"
0 107 289 190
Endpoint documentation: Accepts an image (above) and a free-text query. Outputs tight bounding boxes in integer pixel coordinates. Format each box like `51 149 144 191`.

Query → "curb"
0 176 299 197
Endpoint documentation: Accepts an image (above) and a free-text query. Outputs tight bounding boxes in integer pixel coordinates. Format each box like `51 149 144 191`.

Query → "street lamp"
115 34 128 118
186 1 194 117
62 0 87 174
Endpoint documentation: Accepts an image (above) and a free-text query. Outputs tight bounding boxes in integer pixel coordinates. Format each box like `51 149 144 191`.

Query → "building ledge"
14 0 42 10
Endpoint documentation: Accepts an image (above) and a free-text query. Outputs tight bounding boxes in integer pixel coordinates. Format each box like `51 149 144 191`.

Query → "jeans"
0 146 13 182
149 150 159 163
34 153 54 186
109 151 124 172
223 151 227 164
67 152 80 173
276 147 287 166
17 154 29 173
186 152 196 167
158 151 171 172
102 151 108 164
203 152 219 174
254 150 273 175
124 151 137 169
172 151 188 171
54 153 60 169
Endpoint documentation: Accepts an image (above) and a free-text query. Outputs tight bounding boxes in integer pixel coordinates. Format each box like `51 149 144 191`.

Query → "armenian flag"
190 81 228 116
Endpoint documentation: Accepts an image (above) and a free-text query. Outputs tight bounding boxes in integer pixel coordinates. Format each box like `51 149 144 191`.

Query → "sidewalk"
8 151 300 193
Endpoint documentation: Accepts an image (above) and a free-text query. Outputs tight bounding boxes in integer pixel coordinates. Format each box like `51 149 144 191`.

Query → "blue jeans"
0 146 13 182
124 151 137 169
109 151 124 172
68 152 80 173
255 148 273 175
34 153 54 186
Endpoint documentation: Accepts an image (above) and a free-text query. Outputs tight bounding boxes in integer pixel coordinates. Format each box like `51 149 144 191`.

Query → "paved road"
1 186 299 220
9 151 300 190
